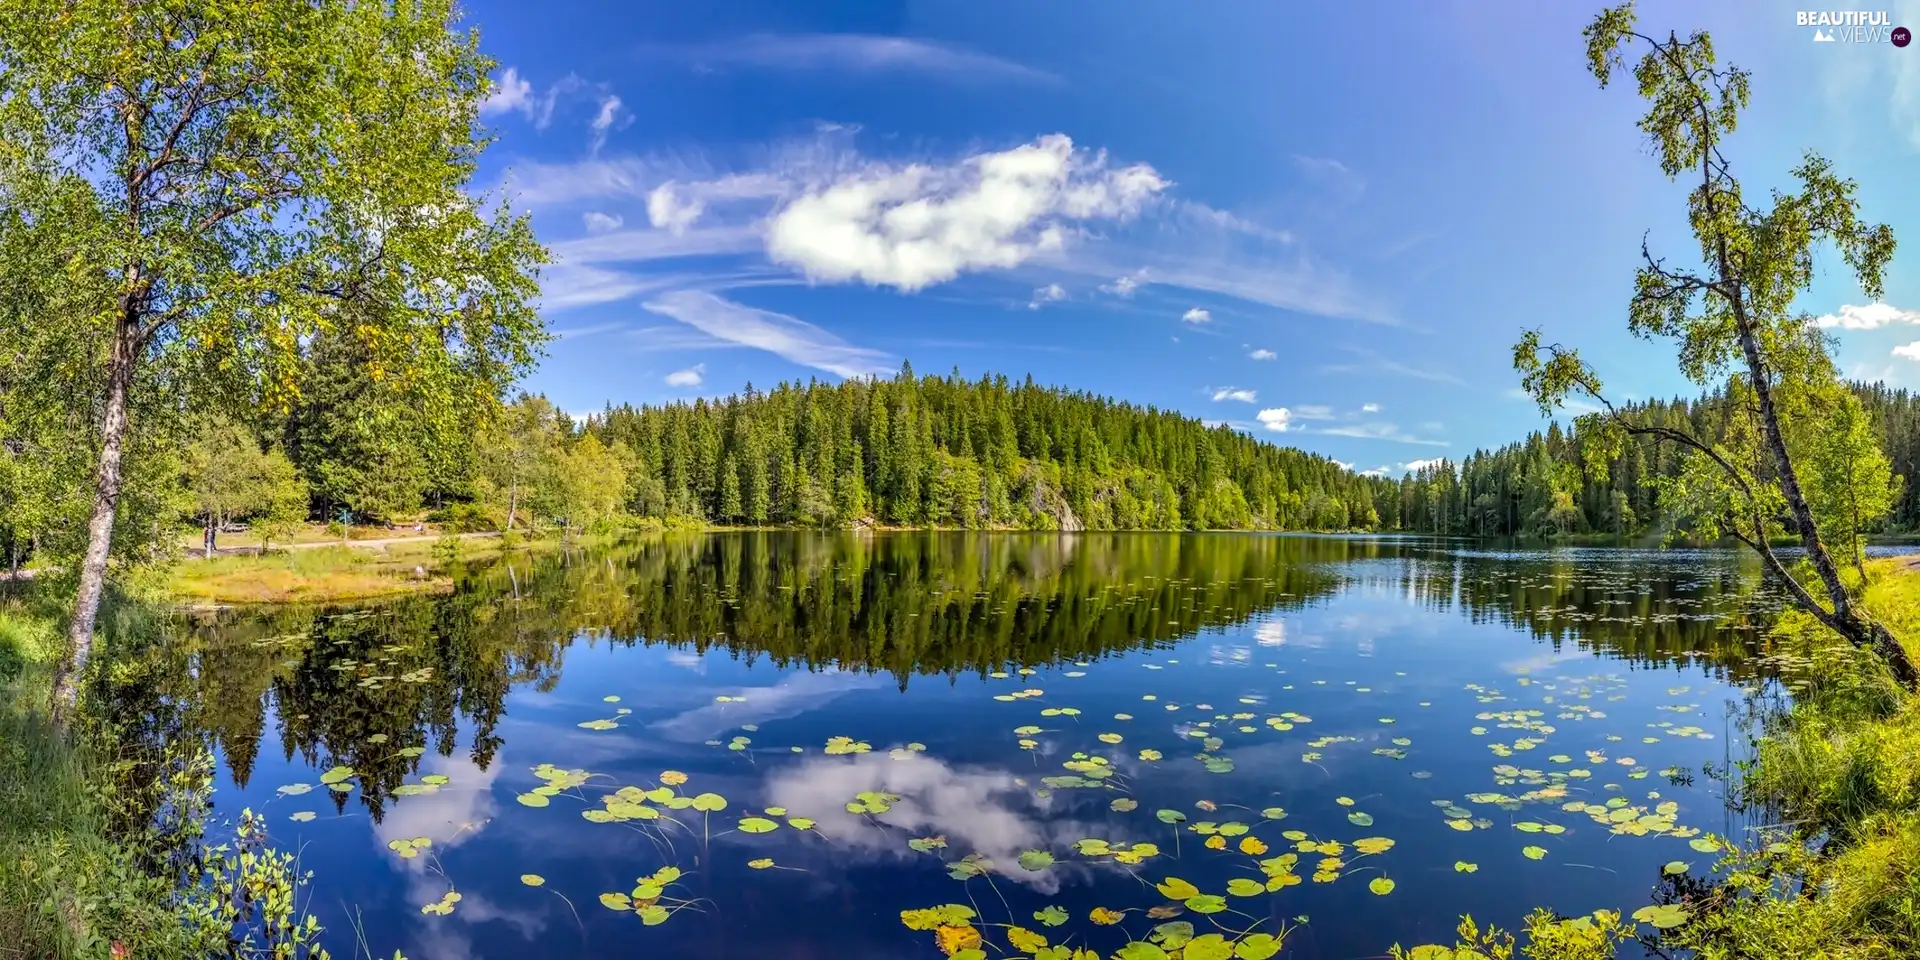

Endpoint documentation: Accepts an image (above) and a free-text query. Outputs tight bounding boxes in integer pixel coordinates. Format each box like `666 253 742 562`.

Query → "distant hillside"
587 365 1400 531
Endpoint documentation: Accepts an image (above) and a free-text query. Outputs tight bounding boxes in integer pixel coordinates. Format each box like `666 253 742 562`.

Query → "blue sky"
463 0 1920 477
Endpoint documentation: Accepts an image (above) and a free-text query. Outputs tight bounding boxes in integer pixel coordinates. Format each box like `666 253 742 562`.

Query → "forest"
2 361 1410 573
1395 381 1920 541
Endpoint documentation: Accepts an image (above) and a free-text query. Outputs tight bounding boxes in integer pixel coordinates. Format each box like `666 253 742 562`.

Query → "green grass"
165 543 457 604
0 603 192 960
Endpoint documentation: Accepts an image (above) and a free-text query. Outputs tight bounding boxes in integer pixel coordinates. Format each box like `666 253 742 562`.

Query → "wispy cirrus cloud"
641 290 894 379
513 128 1394 348
1317 421 1448 446
1322 347 1462 384
1210 387 1256 403
669 34 1059 86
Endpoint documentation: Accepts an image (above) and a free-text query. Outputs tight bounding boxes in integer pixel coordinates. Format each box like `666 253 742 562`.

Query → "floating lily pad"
1632 904 1692 929
1369 877 1396 896
521 874 544 887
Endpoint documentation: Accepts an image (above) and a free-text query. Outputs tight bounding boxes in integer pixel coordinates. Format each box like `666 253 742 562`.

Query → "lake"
152 532 1795 959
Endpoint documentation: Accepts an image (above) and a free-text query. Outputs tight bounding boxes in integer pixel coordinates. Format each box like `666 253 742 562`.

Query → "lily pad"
521 875 545 887
738 817 778 834
1632 904 1692 929
1017 849 1055 871
1369 877 1396 896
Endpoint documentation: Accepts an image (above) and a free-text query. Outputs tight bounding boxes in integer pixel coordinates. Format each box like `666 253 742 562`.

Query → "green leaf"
1184 894 1227 914
1234 933 1282 959
1632 904 1692 929
520 875 544 887
1522 845 1547 860
738 817 778 834
1155 809 1187 824
318 766 353 785
1017 849 1055 871
1183 934 1233 960
690 793 728 812
1033 905 1068 927
1369 877 1396 896
1154 876 1200 900
1113 944 1169 960
1226 877 1266 897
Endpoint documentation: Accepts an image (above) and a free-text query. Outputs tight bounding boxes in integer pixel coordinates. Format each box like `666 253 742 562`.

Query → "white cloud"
581 211 623 234
589 95 625 153
1361 402 1381 413
674 34 1058 85
1100 272 1145 297
665 363 706 387
765 134 1169 292
1181 307 1211 324
1405 458 1445 472
1359 466 1390 477
1028 283 1067 310
646 182 705 234
1289 405 1335 420
642 290 893 379
1290 154 1365 203
1817 303 1920 329
508 129 1389 326
1248 348 1276 360
1256 408 1292 432
1211 387 1256 403
1318 421 1448 447
1332 459 1353 471
478 71 594 130
1322 350 1462 385
1894 341 1920 361
480 67 533 118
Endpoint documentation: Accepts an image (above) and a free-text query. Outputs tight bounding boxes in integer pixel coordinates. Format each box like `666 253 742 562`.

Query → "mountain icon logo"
1812 28 1836 41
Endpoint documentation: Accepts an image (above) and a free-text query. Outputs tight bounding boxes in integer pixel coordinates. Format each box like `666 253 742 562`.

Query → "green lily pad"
690 793 728 812
1184 934 1233 960
739 817 778 834
1522 845 1547 860
1369 877 1396 895
1184 895 1227 914
515 793 549 808
1017 849 1055 871
318 766 353 785
1156 809 1187 824
1034 905 1069 927
1234 932 1282 959
521 874 544 887
1632 904 1691 929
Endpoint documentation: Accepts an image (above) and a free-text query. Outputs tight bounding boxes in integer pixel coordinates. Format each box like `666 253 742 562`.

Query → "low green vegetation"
0 592 352 959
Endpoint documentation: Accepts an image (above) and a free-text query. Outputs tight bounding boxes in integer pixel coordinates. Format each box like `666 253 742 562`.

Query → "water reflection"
116 533 1810 958
154 533 1776 819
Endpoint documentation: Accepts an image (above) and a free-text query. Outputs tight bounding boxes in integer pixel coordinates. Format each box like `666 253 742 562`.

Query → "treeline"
581 365 1402 532
1397 381 1920 538
1 358 1408 567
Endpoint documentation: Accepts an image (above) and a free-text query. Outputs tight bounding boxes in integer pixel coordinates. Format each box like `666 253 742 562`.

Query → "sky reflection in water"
163 533 1784 959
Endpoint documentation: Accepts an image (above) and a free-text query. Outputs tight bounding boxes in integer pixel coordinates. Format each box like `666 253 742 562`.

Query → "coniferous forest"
583 365 1399 531
1394 382 1920 539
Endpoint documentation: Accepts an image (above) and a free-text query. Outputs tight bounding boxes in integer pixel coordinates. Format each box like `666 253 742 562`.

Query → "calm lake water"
154 532 1802 959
